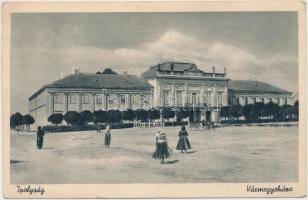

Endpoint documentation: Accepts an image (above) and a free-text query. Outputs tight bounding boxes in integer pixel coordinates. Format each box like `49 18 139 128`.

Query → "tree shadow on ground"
186 150 197 154
10 160 27 164
164 160 179 164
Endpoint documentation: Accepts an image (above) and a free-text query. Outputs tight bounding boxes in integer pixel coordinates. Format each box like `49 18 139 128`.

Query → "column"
156 82 161 107
200 84 205 106
150 94 154 108
210 88 215 107
184 83 188 106
64 93 68 114
77 92 82 112
126 94 132 109
171 83 175 107
222 87 228 106
49 92 54 116
150 89 154 108
140 95 144 109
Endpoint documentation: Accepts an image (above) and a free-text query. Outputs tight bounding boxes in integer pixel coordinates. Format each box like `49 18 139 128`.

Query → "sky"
11 12 298 114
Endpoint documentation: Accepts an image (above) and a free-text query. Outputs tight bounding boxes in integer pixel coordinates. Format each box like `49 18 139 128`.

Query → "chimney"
72 67 79 74
224 67 227 75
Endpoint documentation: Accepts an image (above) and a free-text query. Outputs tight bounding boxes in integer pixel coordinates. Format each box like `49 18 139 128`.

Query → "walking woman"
36 126 45 149
104 125 111 148
152 128 161 159
153 128 170 164
176 125 191 153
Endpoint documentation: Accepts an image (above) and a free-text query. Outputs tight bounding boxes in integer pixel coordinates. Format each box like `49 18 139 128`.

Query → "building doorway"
206 111 211 121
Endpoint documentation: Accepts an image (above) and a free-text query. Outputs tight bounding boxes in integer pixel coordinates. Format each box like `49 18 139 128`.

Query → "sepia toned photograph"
2 1 306 198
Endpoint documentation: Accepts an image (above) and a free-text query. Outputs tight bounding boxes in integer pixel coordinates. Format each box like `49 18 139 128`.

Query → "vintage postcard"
2 0 307 198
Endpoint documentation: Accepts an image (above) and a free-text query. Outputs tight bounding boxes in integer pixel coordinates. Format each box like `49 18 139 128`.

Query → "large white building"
29 72 153 125
228 80 293 106
141 61 228 121
28 61 295 125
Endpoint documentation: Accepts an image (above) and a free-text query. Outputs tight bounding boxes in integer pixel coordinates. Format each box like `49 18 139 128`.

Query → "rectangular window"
270 98 272 102
218 92 223 106
253 98 256 104
163 90 169 106
245 98 248 105
176 91 182 106
285 98 288 105
262 98 264 103
236 97 240 105
82 94 90 104
192 93 196 105
54 94 64 104
277 98 280 105
207 92 212 106
121 96 126 104
68 94 77 104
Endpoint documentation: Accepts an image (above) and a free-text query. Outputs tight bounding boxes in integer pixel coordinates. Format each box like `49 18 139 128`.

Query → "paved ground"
10 125 298 184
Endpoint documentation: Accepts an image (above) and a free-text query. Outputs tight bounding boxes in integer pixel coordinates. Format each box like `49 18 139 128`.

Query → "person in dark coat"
104 125 111 148
97 125 102 133
176 125 191 153
153 128 170 164
36 126 45 149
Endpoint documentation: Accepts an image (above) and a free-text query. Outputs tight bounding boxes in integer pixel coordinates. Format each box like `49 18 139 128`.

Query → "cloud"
12 29 298 113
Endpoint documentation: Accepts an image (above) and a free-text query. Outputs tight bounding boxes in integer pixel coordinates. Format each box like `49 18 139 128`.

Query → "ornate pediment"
186 64 202 72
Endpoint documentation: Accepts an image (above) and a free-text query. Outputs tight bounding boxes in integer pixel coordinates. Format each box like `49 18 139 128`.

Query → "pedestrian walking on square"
152 128 161 158
176 125 191 153
36 126 45 149
104 125 111 148
152 128 170 164
97 125 102 133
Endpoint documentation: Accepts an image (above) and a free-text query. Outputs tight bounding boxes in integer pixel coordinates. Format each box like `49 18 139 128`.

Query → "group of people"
153 125 191 164
36 124 191 164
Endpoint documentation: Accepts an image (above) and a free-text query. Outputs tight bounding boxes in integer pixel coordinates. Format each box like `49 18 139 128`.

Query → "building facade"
28 61 295 125
228 80 293 106
29 73 153 125
142 61 229 121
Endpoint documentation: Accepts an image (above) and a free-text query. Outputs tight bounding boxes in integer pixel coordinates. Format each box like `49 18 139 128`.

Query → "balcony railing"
157 71 226 78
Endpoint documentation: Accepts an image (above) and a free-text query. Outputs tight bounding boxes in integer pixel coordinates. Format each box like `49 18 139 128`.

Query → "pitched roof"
141 61 202 79
228 80 292 94
29 73 152 100
158 62 197 71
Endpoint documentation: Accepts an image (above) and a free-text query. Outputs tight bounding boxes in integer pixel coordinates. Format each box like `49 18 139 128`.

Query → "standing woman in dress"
152 128 161 159
153 129 170 164
176 125 191 153
36 126 45 149
104 125 111 148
